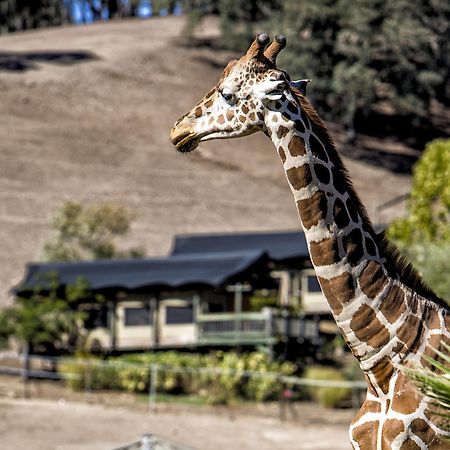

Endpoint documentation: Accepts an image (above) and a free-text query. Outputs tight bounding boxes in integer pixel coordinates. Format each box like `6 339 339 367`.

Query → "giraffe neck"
265 97 406 371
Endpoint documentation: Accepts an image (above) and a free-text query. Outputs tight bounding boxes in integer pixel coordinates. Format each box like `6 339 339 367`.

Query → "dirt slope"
0 16 412 306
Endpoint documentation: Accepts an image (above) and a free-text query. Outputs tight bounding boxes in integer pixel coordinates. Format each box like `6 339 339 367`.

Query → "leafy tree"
43 201 145 262
0 275 96 353
267 0 450 133
388 139 450 301
389 139 450 244
183 0 449 133
0 0 66 33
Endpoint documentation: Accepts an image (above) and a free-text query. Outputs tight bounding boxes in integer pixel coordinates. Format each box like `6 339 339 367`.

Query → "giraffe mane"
292 89 449 311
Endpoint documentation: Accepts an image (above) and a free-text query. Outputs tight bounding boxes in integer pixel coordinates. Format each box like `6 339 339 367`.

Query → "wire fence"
0 353 367 413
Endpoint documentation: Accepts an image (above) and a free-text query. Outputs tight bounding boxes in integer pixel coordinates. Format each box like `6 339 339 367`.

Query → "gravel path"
0 397 353 450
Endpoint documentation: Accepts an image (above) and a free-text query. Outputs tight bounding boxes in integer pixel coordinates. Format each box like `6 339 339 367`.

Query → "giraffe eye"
220 90 235 104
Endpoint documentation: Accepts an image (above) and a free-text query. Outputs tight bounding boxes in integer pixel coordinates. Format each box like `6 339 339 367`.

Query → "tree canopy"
389 139 450 245
188 0 450 133
43 201 145 262
388 138 450 302
0 276 95 353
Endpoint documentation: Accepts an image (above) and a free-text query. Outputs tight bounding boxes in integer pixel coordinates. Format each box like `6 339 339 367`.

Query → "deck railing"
196 310 274 345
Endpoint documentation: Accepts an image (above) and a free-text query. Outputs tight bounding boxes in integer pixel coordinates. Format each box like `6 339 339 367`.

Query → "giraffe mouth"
172 133 200 153
178 136 200 153
172 129 232 153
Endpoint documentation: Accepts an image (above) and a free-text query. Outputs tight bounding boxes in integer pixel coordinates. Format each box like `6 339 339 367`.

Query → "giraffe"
170 34 450 449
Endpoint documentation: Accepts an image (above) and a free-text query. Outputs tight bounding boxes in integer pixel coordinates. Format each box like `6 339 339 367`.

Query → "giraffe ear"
258 80 286 101
291 79 311 95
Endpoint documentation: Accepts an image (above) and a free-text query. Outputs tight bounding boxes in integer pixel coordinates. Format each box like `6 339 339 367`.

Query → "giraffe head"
170 34 309 152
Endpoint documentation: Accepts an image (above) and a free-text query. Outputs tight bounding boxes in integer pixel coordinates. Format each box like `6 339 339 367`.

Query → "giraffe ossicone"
170 34 450 450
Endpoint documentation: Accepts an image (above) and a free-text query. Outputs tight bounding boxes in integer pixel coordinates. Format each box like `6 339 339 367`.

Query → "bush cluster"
59 351 297 405
303 366 352 408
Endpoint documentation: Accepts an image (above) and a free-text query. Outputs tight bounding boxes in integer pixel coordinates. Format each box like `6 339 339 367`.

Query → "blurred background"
0 1 448 449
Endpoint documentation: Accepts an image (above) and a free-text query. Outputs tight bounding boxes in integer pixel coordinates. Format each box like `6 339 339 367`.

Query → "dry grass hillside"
0 16 416 307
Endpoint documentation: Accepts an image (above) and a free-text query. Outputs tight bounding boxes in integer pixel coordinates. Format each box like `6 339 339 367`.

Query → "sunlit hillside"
0 16 415 306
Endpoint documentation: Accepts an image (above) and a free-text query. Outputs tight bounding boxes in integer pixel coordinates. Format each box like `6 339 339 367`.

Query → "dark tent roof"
16 250 268 292
171 230 309 262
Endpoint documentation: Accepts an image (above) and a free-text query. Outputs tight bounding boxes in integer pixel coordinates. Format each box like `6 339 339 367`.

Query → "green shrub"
59 357 121 391
59 351 297 405
304 366 351 408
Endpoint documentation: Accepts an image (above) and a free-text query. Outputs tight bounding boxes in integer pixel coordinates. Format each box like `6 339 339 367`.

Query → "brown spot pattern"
380 284 406 324
205 88 215 99
382 419 404 448
226 110 234 121
352 420 379 450
342 228 364 266
276 126 289 139
411 418 436 444
286 165 313 190
194 107 203 118
370 356 395 394
392 374 422 414
309 134 328 162
397 315 423 352
278 147 286 164
294 120 305 133
310 237 339 266
365 236 377 256
346 198 359 222
314 164 331 185
318 272 355 315
359 261 388 299
427 308 441 331
296 190 328 229
287 101 298 114
400 439 421 450
334 198 350 228
288 135 306 157
351 304 390 350
331 167 347 194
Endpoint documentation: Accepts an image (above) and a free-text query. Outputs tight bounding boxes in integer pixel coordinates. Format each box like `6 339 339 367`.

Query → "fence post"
351 386 359 411
21 343 30 399
149 363 158 413
85 359 92 403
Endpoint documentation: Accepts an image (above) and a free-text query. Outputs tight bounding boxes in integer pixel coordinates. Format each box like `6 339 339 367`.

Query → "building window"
166 306 193 324
124 307 152 326
307 275 322 293
84 308 108 329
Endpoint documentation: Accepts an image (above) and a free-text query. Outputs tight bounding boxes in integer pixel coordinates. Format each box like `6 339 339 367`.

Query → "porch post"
226 283 251 340
107 300 116 351
193 293 200 342
151 295 159 347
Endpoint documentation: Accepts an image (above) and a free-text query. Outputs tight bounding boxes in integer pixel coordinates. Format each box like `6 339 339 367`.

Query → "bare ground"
0 375 353 450
0 16 418 306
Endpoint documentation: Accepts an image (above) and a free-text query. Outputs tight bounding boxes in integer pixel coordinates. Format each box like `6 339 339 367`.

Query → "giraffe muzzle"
170 115 201 153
